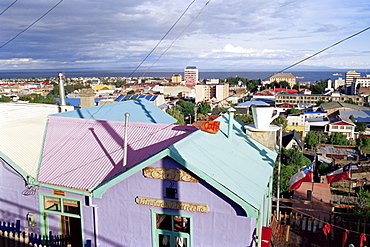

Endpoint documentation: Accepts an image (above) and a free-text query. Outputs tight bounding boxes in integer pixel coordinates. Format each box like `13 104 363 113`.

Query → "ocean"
1 69 369 82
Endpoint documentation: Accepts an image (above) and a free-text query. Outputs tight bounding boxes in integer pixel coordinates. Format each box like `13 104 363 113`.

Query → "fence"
0 220 71 247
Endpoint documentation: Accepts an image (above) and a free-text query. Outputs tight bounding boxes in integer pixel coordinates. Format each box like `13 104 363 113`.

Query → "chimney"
245 106 280 150
58 73 67 112
122 112 130 171
79 88 96 108
227 107 236 139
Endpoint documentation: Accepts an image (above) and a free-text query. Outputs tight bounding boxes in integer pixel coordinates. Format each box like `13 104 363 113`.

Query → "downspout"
123 113 130 171
227 107 236 139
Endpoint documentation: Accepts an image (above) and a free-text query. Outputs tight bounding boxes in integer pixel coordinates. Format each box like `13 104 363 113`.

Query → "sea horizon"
1 68 370 82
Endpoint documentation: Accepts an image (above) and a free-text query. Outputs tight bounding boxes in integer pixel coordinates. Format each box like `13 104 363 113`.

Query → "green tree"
356 137 370 147
316 99 326 106
0 96 12 102
344 99 358 105
355 122 367 132
18 95 32 101
285 108 300 114
235 114 254 125
327 132 349 145
282 148 311 168
272 115 288 132
355 186 370 216
198 102 211 115
167 107 185 125
176 100 195 117
309 80 327 94
273 163 298 195
305 131 320 149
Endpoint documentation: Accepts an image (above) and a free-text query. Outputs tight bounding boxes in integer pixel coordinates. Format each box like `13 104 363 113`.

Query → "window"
153 212 191 247
43 196 81 216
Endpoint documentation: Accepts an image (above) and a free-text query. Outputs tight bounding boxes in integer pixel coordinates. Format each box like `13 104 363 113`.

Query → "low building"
270 73 296 89
0 100 278 247
275 94 365 106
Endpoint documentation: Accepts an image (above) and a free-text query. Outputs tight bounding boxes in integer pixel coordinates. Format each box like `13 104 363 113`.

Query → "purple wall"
0 158 41 234
91 157 256 246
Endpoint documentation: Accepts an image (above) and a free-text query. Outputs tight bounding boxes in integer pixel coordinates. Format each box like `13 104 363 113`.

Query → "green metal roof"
168 114 277 217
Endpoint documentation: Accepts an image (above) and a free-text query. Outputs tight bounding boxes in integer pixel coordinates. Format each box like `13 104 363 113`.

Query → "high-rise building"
184 66 198 85
195 81 229 105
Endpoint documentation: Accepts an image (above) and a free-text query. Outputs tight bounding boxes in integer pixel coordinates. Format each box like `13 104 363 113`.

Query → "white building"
184 66 198 85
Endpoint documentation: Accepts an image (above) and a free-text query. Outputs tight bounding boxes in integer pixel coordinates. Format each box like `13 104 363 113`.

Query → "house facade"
0 100 277 246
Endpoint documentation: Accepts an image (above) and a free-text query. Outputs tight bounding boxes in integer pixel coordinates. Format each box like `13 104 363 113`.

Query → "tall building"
351 74 370 95
195 81 229 105
345 70 361 93
184 66 198 85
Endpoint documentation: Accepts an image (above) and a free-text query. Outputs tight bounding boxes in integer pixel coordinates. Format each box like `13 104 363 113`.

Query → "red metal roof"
38 116 197 190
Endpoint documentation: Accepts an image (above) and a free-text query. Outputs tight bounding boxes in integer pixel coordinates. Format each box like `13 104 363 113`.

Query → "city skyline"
0 0 370 71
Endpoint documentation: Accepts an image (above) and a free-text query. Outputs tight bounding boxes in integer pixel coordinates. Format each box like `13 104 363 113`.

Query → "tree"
355 186 370 216
18 95 32 101
355 122 367 132
272 115 288 132
316 99 326 106
235 114 254 125
198 101 211 115
285 108 300 114
344 99 358 105
305 131 320 149
273 163 298 195
356 137 370 147
327 132 349 145
176 100 195 117
0 96 12 102
167 107 185 125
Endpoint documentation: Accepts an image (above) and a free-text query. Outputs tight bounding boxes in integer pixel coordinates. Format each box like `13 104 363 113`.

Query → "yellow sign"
135 196 209 213
143 167 198 183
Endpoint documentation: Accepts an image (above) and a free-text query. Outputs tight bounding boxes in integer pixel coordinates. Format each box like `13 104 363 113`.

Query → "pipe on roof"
123 112 130 171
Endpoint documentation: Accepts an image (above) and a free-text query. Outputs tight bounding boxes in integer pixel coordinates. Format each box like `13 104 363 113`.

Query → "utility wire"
142 0 211 77
218 25 370 103
128 0 196 77
0 0 64 49
0 0 18 16
263 26 370 81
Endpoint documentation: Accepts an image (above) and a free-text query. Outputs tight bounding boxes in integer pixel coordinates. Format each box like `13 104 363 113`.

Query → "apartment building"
184 66 199 85
195 82 229 105
275 94 365 106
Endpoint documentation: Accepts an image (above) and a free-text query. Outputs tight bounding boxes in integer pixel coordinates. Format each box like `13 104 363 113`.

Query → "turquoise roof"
168 114 277 217
50 99 176 124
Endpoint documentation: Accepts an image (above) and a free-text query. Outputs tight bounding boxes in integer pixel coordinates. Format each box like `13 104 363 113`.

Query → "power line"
263 26 370 81
219 26 370 103
142 0 211 77
128 0 197 77
0 0 64 49
0 0 18 16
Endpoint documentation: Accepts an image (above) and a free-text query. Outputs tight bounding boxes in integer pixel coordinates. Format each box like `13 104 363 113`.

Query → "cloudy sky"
0 0 370 71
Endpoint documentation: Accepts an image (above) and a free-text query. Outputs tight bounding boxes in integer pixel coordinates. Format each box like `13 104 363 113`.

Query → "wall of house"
90 156 256 246
0 158 40 233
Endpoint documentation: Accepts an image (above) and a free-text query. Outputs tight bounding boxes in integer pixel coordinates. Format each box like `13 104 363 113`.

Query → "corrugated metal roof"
38 116 196 190
0 102 61 178
169 114 277 212
50 99 176 124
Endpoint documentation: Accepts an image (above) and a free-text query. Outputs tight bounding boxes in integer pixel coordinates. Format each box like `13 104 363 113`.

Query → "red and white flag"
289 161 314 191
326 164 351 183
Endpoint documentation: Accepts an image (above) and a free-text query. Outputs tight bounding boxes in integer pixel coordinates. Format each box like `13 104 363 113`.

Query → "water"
0 69 368 82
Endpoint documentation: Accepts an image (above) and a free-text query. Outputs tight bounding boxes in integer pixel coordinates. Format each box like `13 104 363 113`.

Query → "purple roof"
38 116 197 190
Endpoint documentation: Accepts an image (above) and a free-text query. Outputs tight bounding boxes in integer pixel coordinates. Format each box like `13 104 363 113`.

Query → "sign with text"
143 167 198 183
135 196 209 213
192 121 220 134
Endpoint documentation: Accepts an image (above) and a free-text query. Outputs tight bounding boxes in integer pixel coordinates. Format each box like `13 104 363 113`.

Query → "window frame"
151 210 192 247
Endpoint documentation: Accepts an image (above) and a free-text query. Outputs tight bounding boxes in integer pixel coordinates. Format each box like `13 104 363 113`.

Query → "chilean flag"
289 161 314 191
326 164 351 183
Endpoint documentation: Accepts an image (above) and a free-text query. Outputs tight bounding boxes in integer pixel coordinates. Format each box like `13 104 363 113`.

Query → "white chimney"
58 73 67 112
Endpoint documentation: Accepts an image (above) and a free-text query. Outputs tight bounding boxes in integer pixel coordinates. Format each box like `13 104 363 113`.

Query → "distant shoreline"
0 69 369 82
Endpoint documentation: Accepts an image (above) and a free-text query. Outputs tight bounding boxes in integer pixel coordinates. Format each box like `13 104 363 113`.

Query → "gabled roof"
282 130 304 149
0 102 61 179
37 112 277 218
38 116 196 190
50 99 176 124
320 102 370 111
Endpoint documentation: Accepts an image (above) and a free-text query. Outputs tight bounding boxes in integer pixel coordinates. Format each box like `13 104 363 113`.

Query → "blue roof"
238 101 270 106
55 98 101 107
340 110 370 123
50 99 176 124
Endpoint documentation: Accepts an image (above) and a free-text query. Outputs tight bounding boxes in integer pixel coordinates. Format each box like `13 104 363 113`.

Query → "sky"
0 0 370 72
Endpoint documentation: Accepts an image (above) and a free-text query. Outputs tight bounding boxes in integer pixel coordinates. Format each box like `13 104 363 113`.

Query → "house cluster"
0 98 278 246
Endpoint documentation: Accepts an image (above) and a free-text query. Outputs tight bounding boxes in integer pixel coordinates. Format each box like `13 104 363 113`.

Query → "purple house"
0 100 277 246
